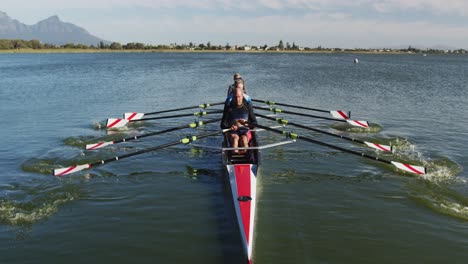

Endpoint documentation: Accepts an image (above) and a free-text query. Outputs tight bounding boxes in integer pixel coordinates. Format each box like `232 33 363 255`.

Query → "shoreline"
0 48 425 55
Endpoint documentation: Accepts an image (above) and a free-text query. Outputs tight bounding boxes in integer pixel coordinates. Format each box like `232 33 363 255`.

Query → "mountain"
0 11 109 46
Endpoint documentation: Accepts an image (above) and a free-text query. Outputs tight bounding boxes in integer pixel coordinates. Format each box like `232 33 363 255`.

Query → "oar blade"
124 112 145 121
54 164 91 176
86 141 114 150
346 120 369 128
330 110 351 120
106 118 129 129
391 161 426 175
364 141 392 152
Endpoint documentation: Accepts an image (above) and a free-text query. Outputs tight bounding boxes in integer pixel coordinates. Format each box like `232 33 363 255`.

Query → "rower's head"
233 73 241 81
233 87 244 106
235 79 244 91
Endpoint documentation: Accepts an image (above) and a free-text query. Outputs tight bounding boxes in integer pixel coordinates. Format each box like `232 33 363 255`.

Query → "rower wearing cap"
221 87 257 153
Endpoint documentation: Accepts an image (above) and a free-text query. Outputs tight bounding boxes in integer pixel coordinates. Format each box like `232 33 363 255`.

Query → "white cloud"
88 10 468 48
372 0 468 16
4 0 468 15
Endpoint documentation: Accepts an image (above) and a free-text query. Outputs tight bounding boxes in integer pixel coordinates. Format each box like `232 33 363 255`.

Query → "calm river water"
0 52 467 263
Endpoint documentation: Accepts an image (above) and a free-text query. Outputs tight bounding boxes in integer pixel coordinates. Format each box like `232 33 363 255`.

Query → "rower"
221 87 257 154
227 73 247 96
226 78 251 105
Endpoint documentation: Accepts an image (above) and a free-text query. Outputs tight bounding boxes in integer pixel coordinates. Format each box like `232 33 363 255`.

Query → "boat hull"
223 131 260 264
227 164 258 264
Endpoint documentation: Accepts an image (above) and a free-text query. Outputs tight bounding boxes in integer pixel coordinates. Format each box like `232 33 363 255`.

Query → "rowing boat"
53 98 428 263
222 131 260 264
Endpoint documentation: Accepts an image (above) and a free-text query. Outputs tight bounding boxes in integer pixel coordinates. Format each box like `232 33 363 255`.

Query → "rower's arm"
248 103 257 128
220 104 231 129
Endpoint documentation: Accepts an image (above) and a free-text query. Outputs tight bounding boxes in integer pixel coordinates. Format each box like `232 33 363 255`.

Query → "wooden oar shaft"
253 99 329 113
256 113 366 145
253 106 346 123
256 124 392 165
145 102 224 116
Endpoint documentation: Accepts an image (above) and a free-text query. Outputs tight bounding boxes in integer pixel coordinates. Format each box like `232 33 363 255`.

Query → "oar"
106 110 223 129
253 99 351 119
87 118 221 150
256 124 426 175
253 106 369 128
54 129 228 176
122 102 225 121
256 113 392 152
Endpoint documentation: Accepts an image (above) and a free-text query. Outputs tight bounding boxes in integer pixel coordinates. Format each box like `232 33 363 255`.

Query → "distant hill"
0 11 109 46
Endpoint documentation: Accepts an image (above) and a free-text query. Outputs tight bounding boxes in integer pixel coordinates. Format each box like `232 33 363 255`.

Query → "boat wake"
408 179 468 221
420 158 463 183
21 148 119 176
331 123 383 133
0 183 81 226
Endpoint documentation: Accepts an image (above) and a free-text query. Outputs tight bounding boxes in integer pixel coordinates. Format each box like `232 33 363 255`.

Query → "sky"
2 0 468 49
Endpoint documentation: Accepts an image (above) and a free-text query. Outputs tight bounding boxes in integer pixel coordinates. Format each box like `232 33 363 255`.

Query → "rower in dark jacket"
221 87 257 153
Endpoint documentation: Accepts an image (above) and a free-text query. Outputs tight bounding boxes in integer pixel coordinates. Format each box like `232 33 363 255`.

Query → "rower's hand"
238 119 248 126
231 125 238 131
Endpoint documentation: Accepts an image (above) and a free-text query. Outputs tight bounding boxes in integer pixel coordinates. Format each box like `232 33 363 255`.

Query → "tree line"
0 39 303 51
1 39 466 55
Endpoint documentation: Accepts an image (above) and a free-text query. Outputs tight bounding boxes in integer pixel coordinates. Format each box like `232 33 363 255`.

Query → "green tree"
278 40 284 50
135 42 145 49
29 39 42 49
124 42 134 49
109 42 122 50
0 39 14 49
292 42 298 50
11 39 28 49
62 43 76 49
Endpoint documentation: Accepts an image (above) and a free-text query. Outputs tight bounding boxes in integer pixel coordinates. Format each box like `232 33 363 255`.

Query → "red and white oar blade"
330 110 351 120
124 112 144 121
106 118 128 129
364 141 392 152
54 164 91 176
346 120 369 128
86 141 114 150
391 161 426 175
